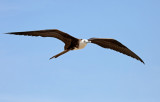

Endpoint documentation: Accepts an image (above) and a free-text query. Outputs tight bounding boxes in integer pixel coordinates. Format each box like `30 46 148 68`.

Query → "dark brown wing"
6 29 78 45
88 38 144 64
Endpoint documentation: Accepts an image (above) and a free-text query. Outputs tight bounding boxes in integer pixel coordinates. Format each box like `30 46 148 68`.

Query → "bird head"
82 39 91 43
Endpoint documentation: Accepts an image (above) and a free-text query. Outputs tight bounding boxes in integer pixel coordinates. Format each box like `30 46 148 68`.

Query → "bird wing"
6 29 78 45
88 38 144 64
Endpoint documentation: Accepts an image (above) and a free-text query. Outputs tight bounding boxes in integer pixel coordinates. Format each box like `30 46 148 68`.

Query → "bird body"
5 29 144 64
73 39 90 50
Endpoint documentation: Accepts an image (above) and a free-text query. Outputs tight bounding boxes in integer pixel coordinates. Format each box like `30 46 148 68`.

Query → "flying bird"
6 29 144 64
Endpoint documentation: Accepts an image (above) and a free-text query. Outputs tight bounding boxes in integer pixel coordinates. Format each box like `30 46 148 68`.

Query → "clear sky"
0 0 160 102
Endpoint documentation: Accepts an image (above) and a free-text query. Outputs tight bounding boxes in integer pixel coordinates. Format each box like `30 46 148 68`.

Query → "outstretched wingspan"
88 38 144 64
6 29 78 46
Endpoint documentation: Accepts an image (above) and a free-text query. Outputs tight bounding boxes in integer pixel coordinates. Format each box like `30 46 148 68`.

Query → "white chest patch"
73 40 87 50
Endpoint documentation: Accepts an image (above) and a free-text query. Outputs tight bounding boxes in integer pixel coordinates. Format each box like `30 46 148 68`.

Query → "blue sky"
0 0 160 102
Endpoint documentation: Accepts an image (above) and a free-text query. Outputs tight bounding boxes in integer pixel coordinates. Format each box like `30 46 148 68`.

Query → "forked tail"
49 50 70 60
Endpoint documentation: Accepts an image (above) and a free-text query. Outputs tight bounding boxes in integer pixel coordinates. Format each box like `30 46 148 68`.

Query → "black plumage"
6 29 144 64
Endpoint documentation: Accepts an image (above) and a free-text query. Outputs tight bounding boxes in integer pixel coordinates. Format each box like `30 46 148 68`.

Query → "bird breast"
73 40 87 50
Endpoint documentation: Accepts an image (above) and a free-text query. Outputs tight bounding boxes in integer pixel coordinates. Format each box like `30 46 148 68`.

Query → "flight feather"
6 29 78 45
88 38 144 64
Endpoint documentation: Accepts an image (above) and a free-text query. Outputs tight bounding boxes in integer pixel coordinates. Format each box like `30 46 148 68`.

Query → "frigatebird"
6 29 144 64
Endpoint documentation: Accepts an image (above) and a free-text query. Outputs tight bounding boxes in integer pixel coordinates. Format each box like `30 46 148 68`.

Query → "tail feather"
49 50 70 60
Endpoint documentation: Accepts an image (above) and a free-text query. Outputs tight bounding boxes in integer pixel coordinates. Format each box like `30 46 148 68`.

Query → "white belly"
73 41 87 50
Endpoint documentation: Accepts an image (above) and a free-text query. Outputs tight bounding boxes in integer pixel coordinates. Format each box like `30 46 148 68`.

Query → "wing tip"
5 32 11 34
135 56 145 64
139 59 145 64
5 32 18 34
